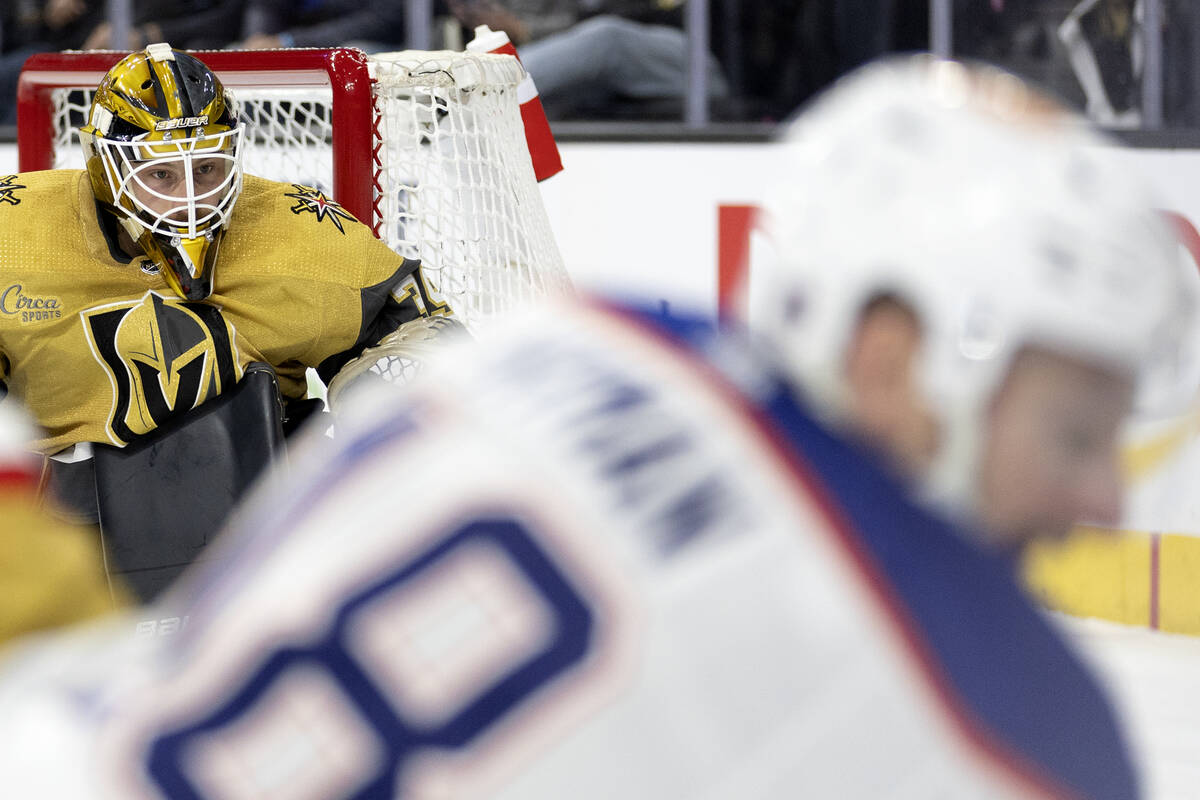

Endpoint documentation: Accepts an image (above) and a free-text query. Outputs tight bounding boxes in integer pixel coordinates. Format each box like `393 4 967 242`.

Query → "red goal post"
16 47 571 352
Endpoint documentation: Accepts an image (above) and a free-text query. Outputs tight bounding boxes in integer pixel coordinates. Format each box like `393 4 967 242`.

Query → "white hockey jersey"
0 298 1137 799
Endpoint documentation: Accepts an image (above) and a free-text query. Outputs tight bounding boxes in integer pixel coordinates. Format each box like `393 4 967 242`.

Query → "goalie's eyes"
133 161 185 187
136 158 227 192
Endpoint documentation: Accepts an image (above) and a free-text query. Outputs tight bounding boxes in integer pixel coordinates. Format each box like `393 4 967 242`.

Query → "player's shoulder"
764 388 1138 798
0 171 90 257
226 174 400 286
235 174 373 237
0 169 80 191
0 170 83 216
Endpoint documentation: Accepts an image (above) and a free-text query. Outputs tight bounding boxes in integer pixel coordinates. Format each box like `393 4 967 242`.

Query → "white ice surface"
1062 615 1200 800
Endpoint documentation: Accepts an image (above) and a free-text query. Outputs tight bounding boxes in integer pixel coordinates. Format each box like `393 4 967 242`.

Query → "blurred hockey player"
1 44 456 597
0 56 1192 798
0 400 123 646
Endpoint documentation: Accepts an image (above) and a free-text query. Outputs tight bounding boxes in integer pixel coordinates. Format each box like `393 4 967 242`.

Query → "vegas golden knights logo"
83 292 242 446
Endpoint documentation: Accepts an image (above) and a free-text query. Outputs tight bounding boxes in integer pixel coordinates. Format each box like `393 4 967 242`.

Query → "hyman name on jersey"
481 320 752 558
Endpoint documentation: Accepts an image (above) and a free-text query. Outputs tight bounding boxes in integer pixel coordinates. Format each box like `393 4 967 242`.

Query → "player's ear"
842 295 939 480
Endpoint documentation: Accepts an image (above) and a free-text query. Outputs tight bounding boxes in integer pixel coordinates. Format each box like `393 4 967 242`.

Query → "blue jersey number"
146 515 595 799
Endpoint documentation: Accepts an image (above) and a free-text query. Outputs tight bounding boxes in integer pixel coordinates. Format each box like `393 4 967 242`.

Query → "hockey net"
17 47 570 391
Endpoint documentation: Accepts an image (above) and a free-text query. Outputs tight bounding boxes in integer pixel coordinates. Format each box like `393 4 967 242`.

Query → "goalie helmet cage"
16 47 571 340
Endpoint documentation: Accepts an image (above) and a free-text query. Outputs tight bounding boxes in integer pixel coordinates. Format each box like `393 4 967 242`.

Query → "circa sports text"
0 284 62 323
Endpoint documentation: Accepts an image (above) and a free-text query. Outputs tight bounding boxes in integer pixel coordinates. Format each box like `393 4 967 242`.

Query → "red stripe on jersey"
0 467 37 491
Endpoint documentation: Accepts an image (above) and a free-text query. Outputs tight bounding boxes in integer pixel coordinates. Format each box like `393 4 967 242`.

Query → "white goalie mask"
96 127 242 239
748 56 1200 518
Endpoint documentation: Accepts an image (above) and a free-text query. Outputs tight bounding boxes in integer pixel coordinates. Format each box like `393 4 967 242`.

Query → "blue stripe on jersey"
609 300 1139 800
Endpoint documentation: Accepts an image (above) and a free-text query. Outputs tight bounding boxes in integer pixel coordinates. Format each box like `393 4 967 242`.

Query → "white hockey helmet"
749 56 1198 516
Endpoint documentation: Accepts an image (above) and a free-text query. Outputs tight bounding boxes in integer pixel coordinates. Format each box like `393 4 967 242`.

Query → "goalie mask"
80 44 243 301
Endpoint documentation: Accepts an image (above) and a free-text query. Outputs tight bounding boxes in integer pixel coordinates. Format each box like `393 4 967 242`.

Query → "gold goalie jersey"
0 170 447 454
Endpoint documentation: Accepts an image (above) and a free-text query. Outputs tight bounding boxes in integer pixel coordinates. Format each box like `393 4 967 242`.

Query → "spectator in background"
15 0 99 51
1059 0 1142 127
236 0 408 52
0 0 248 125
449 0 729 120
1 0 98 125
234 0 728 120
1055 0 1196 128
831 0 927 76
80 0 247 50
